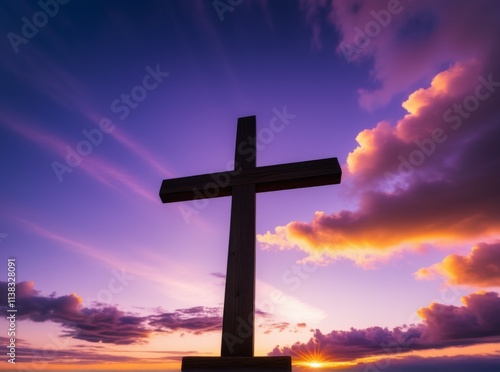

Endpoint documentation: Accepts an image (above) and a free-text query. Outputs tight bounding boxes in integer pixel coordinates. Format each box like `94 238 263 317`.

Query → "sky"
1 0 500 371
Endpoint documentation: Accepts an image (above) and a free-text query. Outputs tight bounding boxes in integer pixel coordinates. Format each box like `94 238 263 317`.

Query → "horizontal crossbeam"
159 157 342 203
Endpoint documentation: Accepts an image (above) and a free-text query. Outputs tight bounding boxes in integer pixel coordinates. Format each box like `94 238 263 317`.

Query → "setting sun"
309 361 323 368
292 345 330 369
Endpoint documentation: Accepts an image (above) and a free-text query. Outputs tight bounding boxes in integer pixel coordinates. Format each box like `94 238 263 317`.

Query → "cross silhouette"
159 116 341 370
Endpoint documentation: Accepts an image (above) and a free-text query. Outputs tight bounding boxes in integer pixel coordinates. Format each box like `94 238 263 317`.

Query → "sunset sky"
1 0 500 371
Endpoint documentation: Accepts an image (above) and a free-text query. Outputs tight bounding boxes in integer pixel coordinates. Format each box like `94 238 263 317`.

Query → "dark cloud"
66 306 150 345
148 306 222 335
417 241 500 286
0 336 30 347
210 272 226 279
419 291 500 341
270 292 500 361
255 308 272 317
0 280 151 345
0 281 224 345
0 281 288 347
1 280 38 299
270 325 424 361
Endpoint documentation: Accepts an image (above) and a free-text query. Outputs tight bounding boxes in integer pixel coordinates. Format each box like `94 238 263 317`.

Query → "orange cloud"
416 242 500 287
258 56 500 266
401 62 468 116
346 60 481 186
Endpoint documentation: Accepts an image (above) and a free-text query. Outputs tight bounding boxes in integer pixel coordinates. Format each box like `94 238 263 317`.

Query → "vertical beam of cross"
221 116 256 357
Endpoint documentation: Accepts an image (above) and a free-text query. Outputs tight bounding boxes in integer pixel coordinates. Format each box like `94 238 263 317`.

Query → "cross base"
181 356 292 371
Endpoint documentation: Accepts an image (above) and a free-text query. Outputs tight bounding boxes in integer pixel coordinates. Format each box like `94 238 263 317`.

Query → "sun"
292 344 329 369
309 361 324 368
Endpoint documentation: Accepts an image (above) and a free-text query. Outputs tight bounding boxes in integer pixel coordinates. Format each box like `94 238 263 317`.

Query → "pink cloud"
0 280 290 346
301 0 500 110
261 322 291 335
148 306 222 335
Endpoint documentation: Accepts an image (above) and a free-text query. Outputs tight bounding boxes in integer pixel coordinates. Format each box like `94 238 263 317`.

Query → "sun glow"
293 345 360 370
292 344 330 369
309 361 323 368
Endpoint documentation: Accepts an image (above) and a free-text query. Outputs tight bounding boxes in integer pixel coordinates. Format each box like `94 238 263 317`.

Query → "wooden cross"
159 116 341 370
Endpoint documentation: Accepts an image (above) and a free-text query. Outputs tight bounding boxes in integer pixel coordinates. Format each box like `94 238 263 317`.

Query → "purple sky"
1 0 500 370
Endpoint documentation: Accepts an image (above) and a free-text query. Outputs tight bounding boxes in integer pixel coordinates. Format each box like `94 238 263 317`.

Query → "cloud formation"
419 291 500 342
270 291 500 361
148 306 222 335
258 48 500 266
272 1 500 267
0 281 293 345
0 281 223 345
270 325 424 362
416 242 500 286
0 281 150 345
301 0 500 110
261 321 291 335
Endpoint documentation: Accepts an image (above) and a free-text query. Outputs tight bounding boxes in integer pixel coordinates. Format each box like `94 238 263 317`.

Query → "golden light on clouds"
416 241 500 286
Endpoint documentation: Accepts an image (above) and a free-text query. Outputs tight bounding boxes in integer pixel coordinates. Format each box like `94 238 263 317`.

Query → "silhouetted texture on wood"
181 356 292 370
159 157 342 203
159 115 342 370
221 116 256 357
